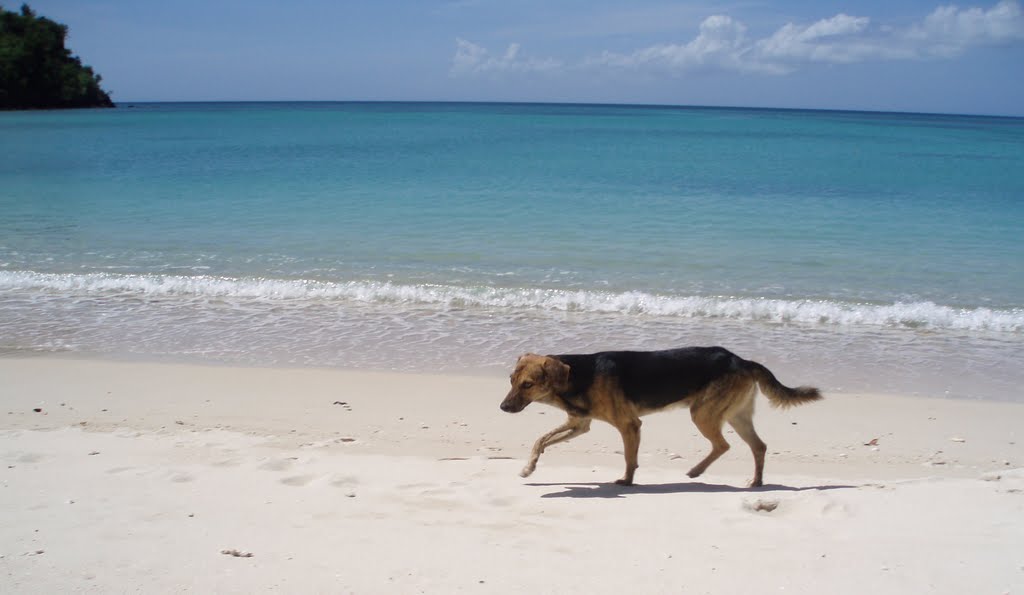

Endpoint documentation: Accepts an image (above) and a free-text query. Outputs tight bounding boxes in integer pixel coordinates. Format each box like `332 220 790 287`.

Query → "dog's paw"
614 478 634 486
519 466 535 478
686 468 703 479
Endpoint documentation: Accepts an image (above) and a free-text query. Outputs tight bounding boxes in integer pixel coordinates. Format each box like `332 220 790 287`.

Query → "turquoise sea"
1 102 1022 400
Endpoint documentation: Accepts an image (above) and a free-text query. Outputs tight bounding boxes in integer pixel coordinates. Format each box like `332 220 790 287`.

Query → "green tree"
0 3 113 109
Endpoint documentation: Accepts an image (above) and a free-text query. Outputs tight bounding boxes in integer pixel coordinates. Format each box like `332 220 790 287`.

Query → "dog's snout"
500 391 522 413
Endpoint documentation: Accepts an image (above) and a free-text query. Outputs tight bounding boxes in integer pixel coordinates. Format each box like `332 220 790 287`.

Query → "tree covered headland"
1 4 113 109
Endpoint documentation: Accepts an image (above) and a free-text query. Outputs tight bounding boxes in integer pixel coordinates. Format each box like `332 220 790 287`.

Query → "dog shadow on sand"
528 481 857 499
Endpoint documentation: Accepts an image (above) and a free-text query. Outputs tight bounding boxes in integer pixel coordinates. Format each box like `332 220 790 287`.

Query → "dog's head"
500 353 570 413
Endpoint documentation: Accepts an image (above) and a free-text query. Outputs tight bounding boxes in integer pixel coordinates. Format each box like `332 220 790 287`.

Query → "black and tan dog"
500 346 821 487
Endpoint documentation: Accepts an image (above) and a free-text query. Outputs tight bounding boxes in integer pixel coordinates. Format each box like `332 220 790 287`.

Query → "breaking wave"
2 270 1021 333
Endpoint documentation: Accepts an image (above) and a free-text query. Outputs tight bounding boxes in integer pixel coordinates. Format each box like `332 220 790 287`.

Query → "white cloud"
450 38 562 76
452 1 1024 78
655 0 1023 73
910 0 1024 57
754 14 900 65
590 15 784 74
595 12 889 74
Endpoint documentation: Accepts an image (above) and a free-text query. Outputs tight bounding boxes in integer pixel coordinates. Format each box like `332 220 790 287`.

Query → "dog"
500 346 821 487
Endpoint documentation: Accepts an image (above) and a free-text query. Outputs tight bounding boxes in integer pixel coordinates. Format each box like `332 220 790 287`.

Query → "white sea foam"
1 270 1021 333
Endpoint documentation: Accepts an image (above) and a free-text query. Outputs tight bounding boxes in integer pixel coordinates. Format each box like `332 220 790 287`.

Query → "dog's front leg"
520 417 591 478
613 417 642 485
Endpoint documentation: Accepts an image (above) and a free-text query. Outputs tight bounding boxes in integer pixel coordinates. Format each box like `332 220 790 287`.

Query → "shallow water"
1 102 1022 399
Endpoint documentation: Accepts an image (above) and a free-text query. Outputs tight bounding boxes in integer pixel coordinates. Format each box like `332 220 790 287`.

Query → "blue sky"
16 0 1024 115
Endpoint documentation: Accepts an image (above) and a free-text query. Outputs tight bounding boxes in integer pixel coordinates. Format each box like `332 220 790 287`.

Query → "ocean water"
1 102 1022 400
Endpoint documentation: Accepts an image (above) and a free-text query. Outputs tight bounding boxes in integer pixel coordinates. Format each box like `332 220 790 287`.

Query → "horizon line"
107 99 1024 121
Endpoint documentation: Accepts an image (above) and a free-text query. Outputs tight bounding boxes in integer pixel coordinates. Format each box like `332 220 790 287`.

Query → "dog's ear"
516 353 537 364
542 357 570 392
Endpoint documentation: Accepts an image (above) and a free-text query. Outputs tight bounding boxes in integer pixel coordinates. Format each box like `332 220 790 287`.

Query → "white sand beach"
2 357 1022 593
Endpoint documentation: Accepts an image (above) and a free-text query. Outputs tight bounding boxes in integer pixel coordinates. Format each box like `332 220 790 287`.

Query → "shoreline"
2 356 1023 592
4 269 1022 403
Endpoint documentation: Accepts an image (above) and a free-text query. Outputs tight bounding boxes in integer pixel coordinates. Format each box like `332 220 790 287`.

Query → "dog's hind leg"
727 399 768 488
686 407 730 480
520 417 591 478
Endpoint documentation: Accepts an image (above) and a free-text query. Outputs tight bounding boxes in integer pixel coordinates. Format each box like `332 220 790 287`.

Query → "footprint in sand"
398 482 434 489
487 495 514 506
211 458 242 468
329 475 359 488
259 458 295 472
280 474 315 487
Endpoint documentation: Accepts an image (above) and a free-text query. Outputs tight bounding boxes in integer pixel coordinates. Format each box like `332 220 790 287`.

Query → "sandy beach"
1 356 1022 593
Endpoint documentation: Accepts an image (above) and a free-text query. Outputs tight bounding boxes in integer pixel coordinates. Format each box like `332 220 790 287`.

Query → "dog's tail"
746 360 823 409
